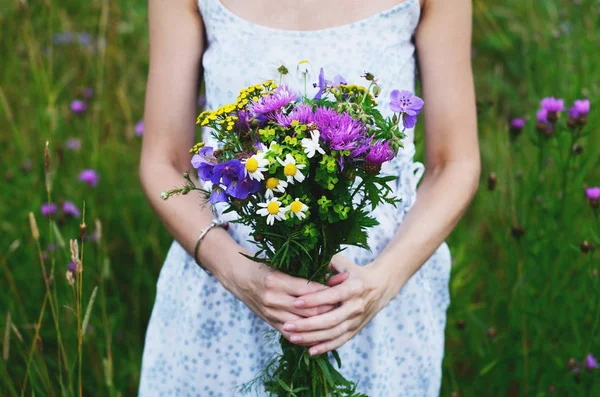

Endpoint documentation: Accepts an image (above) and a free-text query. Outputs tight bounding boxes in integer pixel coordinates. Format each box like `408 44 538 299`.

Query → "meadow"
0 0 599 396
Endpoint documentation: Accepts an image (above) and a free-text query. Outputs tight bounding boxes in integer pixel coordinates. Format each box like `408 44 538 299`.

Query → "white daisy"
257 198 286 225
277 154 306 184
301 130 325 158
296 59 313 82
265 177 288 199
244 152 269 181
286 198 309 220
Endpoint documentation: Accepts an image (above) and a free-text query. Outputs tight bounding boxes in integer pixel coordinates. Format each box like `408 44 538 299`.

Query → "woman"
138 0 479 395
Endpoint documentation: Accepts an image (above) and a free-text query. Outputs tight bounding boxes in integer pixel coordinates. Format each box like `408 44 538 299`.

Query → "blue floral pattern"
139 0 452 395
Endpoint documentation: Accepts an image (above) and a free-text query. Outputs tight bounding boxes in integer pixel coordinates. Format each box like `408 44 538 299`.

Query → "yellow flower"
265 177 288 199
257 198 286 225
277 154 306 184
285 198 309 220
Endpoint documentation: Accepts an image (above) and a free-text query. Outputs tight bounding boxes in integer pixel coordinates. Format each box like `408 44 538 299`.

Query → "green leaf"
82 286 98 336
331 350 342 368
479 359 499 375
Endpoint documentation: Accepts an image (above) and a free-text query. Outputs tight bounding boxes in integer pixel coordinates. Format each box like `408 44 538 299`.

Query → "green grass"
1 0 599 396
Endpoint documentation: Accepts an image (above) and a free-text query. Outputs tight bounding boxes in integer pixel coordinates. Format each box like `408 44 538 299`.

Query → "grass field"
1 0 599 396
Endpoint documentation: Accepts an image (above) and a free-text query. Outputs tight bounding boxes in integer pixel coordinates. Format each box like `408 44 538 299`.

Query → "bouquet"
162 67 423 396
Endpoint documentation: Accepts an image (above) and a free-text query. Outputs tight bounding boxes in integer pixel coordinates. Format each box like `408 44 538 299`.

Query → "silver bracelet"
193 219 228 275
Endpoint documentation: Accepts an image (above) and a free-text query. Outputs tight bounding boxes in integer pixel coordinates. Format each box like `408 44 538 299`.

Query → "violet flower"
67 262 77 273
41 203 57 217
510 118 525 129
314 107 366 152
573 99 590 116
536 108 548 123
191 146 218 183
314 68 326 100
208 186 228 203
330 74 347 89
274 104 314 127
71 100 88 114
366 140 395 166
134 120 144 136
63 201 81 218
251 85 297 115
540 97 564 113
389 90 424 129
586 354 599 369
79 169 99 187
83 87 94 100
65 137 82 151
586 187 600 209
226 176 261 200
213 159 245 187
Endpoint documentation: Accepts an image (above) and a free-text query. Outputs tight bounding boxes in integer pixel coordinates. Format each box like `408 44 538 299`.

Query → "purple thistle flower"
586 187 600 200
83 87 94 100
63 201 81 218
586 354 599 369
510 118 525 129
366 140 395 166
314 107 367 152
226 176 261 200
79 169 99 187
536 108 548 123
568 106 580 120
389 90 424 130
540 97 564 113
274 104 314 127
71 100 88 114
213 159 245 187
65 137 82 151
251 85 297 115
41 203 57 217
134 120 144 136
67 262 77 273
208 186 228 203
573 99 590 116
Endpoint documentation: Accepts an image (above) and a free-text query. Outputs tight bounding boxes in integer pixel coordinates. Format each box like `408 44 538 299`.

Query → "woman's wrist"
369 256 411 302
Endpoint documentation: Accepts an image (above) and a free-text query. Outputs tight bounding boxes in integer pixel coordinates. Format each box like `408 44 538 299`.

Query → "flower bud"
487 327 497 339
572 144 583 155
372 85 381 97
567 357 577 370
253 233 265 242
487 172 497 191
580 240 593 254
44 141 51 173
456 319 465 330
511 226 525 239
79 221 87 241
363 72 375 81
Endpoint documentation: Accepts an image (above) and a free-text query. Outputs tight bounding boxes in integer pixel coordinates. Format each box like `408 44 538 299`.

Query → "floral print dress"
139 0 452 395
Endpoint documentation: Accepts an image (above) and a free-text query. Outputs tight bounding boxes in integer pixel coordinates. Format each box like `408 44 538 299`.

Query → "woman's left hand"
282 254 398 356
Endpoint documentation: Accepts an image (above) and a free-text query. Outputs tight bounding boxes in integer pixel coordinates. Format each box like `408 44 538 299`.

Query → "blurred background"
1 0 599 396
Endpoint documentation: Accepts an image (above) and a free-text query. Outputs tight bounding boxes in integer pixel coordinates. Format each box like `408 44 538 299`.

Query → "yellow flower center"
245 158 259 173
266 178 279 190
290 201 303 213
284 163 297 176
267 202 280 215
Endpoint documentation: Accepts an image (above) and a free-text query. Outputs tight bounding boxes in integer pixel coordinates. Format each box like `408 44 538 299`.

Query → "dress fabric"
139 0 452 395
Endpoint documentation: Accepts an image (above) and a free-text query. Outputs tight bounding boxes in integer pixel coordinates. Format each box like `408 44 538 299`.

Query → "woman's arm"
141 0 334 335
279 0 480 355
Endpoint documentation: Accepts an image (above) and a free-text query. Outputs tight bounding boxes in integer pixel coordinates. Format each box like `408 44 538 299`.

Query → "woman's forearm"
139 159 245 285
373 159 480 295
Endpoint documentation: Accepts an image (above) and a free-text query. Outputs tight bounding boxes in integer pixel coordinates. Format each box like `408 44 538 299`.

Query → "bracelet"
193 219 229 275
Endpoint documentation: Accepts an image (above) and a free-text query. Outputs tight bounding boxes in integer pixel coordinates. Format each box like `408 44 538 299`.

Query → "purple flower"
540 97 564 113
213 159 245 186
71 100 88 114
274 104 314 127
79 169 99 187
389 90 424 129
536 108 548 123
67 262 77 273
47 243 57 252
314 107 367 152
52 32 74 45
41 203 57 217
314 68 326 100
330 74 347 89
191 147 218 182
63 201 80 217
510 118 525 129
568 106 580 120
208 186 228 203
586 187 600 200
134 120 144 136
226 176 261 200
573 99 590 116
586 354 599 369
83 87 94 100
365 140 395 166
251 85 297 115
78 32 92 46
65 137 82 151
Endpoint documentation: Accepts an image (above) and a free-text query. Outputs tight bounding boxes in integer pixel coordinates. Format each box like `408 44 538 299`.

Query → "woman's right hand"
222 252 349 341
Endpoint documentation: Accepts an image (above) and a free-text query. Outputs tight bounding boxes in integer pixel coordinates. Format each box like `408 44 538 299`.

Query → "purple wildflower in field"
536 108 548 123
135 120 144 136
213 159 245 187
83 87 94 100
389 89 424 129
65 137 82 151
314 68 327 100
540 97 564 113
251 85 296 115
79 169 99 187
586 187 600 200
47 243 57 252
53 32 75 45
192 147 219 183
63 201 81 218
586 354 599 369
314 107 365 152
41 203 57 217
78 33 93 47
274 104 314 127
366 140 395 166
209 186 228 203
226 176 261 200
510 118 525 129
573 99 590 116
67 261 77 273
71 100 87 114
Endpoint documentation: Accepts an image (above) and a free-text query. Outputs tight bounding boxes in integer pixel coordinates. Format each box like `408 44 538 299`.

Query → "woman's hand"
225 253 350 341
281 254 397 356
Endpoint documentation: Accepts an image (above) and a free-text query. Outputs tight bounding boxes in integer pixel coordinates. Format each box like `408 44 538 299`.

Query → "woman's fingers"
326 271 349 287
293 278 365 309
262 290 335 317
283 298 362 333
288 319 354 346
264 271 328 297
307 331 353 356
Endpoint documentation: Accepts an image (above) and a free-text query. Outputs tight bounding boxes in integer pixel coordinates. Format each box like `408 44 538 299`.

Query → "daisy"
286 198 309 220
244 152 269 181
301 130 325 158
265 177 288 199
257 198 286 225
277 154 306 184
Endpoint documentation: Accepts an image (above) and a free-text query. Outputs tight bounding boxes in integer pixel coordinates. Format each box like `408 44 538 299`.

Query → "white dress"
139 0 452 395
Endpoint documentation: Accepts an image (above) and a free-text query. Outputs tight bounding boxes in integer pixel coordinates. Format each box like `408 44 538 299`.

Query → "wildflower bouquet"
162 69 423 396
